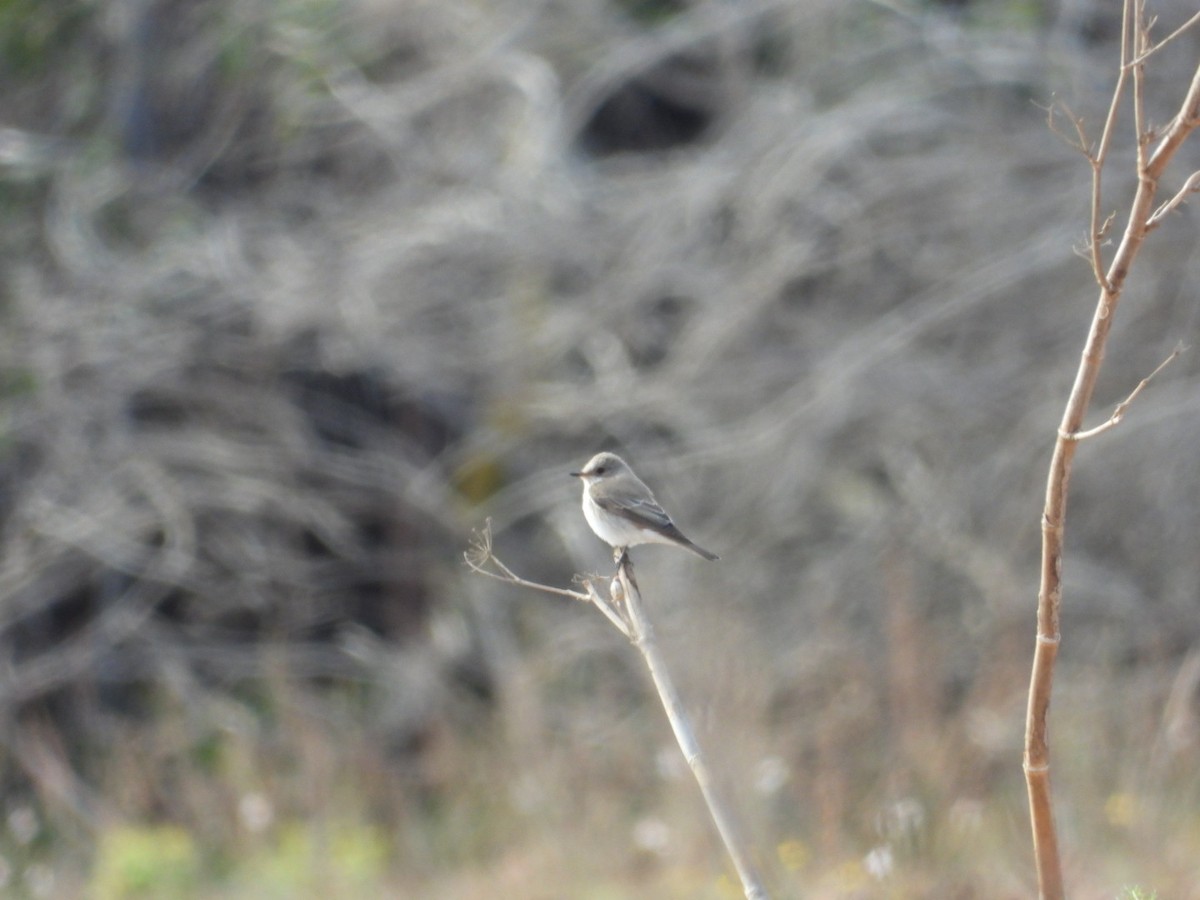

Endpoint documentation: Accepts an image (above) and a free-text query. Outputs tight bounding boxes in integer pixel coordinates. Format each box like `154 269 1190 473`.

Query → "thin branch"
1042 100 1091 157
1059 345 1184 441
1044 98 1119 286
579 576 633 639
1130 9 1200 65
464 520 591 603
1074 1 1138 293
1131 2 1150 175
1091 86 1125 288
1102 79 1128 150
465 520 636 642
616 558 769 900
1146 170 1200 229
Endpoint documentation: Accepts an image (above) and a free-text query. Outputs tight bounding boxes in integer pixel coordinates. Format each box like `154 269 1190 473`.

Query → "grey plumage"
571 452 719 561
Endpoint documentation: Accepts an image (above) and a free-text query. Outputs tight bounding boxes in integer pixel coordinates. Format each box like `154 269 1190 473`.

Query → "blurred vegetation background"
1 0 1199 896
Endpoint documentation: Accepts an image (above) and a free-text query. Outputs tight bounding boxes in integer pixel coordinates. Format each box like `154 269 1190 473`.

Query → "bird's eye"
594 466 606 475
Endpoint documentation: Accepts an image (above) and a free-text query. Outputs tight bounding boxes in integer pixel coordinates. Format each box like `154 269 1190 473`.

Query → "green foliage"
968 0 1047 31
615 0 687 26
914 0 1046 28
453 453 507 505
0 0 94 77
233 821 389 897
88 819 391 898
0 368 36 400
267 0 348 77
91 825 202 900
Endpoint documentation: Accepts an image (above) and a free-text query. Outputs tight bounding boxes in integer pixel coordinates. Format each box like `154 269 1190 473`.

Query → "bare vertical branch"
1024 4 1200 897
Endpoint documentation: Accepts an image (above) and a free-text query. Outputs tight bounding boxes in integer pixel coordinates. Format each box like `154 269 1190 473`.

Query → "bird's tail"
682 537 719 561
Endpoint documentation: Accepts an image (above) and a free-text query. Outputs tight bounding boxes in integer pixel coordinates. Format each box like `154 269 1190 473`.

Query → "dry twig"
1059 344 1183 442
464 520 631 637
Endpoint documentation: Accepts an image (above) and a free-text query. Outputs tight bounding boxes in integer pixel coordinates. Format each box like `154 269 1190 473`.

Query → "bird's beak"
569 470 584 478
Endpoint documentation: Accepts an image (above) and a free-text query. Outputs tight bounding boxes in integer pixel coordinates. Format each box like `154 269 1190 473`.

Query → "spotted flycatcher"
570 452 719 561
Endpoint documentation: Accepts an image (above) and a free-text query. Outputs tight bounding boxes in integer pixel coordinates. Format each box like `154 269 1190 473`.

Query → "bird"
570 452 719 561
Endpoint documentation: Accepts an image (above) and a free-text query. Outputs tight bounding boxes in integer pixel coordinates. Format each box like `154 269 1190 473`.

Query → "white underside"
582 493 670 548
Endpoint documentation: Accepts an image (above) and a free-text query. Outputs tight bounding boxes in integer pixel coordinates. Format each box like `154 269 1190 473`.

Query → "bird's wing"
593 490 673 529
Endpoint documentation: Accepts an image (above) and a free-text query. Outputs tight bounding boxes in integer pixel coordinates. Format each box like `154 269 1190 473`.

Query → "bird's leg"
609 547 631 622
